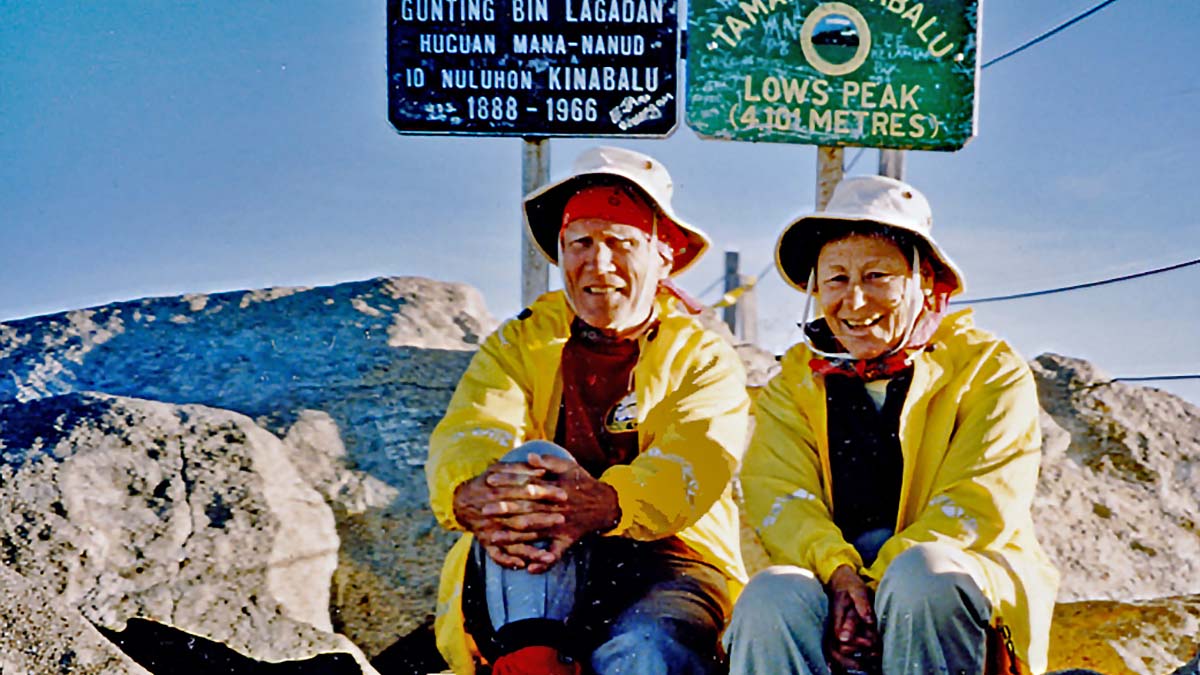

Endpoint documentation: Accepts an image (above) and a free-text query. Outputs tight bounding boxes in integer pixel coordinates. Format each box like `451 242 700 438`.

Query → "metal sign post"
816 146 844 211
521 138 551 305
879 148 906 180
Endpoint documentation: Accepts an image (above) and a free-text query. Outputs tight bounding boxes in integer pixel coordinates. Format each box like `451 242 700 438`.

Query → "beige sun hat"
523 146 711 276
775 175 966 295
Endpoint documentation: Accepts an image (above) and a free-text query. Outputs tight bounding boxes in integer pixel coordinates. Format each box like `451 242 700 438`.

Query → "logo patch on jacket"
603 391 639 434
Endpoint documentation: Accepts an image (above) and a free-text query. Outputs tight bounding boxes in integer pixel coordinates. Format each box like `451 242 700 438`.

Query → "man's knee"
593 614 716 675
732 565 827 627
500 440 574 464
877 544 988 620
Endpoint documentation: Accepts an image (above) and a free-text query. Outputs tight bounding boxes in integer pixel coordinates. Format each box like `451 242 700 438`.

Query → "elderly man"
426 147 750 675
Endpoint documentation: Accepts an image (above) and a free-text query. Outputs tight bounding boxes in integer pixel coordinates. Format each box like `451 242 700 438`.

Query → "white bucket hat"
523 147 711 276
775 175 966 295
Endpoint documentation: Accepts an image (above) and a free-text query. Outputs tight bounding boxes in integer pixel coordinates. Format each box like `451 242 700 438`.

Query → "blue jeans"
725 542 992 675
462 441 730 675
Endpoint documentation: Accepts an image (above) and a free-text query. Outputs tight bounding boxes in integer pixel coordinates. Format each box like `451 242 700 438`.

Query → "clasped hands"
452 453 620 573
826 565 882 675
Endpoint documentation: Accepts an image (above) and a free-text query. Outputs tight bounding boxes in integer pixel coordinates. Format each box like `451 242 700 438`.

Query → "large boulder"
5 276 1200 669
1047 594 1200 675
0 276 495 656
0 563 151 675
0 392 374 671
1031 354 1200 602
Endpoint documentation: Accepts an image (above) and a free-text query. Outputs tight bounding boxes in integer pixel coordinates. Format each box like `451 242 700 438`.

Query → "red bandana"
809 286 953 381
561 185 688 257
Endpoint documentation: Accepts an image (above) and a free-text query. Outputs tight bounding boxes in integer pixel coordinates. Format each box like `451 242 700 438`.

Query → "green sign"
686 0 980 150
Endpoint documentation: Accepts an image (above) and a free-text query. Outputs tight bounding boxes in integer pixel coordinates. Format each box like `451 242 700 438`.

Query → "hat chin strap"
799 247 925 362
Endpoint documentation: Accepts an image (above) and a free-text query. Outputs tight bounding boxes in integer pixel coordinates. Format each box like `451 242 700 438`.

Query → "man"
426 146 749 675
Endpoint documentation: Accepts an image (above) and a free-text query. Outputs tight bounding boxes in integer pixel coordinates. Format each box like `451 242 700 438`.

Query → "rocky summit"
1 276 1197 675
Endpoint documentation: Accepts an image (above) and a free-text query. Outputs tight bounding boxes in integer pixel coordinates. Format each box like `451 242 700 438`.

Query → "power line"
698 258 777 304
697 275 725 299
1112 375 1200 383
845 148 868 173
841 1 1121 176
953 256 1200 305
983 0 1123 68
753 259 775 284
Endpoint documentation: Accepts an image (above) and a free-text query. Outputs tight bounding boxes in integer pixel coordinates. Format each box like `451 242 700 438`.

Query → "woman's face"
815 233 930 360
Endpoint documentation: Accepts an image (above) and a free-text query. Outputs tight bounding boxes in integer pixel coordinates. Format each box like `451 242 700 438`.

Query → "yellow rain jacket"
427 291 750 674
742 309 1059 674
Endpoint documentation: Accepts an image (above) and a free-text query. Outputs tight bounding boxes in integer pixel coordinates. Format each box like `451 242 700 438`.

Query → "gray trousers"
466 441 728 675
724 543 992 675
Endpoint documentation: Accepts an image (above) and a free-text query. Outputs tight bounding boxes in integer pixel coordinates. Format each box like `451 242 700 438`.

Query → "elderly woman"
725 176 1058 675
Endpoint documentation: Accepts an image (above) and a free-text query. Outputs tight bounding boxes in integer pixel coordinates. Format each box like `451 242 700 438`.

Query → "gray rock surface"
0 276 495 656
1048 593 1200 675
0 392 374 671
1031 353 1200 602
0 563 151 675
4 277 1200 671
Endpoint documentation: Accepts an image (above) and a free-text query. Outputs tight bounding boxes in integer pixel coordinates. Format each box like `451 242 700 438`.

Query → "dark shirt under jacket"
823 362 912 547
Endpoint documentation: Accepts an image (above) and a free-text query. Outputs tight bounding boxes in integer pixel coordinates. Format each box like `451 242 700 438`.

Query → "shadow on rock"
369 614 448 675
94 618 363 675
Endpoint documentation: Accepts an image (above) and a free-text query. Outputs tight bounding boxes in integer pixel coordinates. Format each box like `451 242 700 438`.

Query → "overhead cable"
697 275 726 300
711 259 778 308
953 256 1200 305
983 0 1123 69
844 1 1122 175
1111 375 1200 383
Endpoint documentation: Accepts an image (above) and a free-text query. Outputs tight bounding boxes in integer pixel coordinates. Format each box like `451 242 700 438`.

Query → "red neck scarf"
809 290 950 381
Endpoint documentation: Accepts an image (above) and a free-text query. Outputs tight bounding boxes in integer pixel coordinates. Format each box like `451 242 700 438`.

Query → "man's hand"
826 565 881 674
452 461 568 569
518 453 621 573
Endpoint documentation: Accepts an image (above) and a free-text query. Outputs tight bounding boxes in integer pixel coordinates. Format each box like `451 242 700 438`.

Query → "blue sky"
2 1 1199 403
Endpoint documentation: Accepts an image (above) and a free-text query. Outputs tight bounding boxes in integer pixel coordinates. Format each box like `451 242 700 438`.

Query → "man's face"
560 218 671 338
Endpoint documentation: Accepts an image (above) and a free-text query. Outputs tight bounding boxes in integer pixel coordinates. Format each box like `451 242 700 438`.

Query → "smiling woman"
725 175 1059 675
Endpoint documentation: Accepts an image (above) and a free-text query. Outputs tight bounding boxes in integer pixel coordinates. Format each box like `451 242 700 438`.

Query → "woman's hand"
826 565 882 673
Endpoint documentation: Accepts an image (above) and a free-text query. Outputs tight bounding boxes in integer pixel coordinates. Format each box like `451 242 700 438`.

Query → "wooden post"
521 138 550 307
723 251 739 335
879 149 906 180
816 146 844 211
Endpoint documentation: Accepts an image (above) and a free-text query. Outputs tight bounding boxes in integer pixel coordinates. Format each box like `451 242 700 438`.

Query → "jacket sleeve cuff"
598 466 640 537
814 547 863 585
430 461 484 532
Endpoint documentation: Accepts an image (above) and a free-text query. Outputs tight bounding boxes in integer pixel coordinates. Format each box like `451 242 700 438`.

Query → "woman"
725 176 1058 675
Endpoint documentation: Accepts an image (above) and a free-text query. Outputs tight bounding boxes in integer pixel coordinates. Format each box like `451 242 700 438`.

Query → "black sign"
387 0 679 136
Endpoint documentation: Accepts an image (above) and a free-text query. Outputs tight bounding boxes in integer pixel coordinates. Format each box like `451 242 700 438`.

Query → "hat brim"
523 171 709 276
775 213 965 295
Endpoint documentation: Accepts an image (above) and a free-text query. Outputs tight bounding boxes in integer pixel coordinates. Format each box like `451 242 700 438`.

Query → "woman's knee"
877 544 988 619
732 566 827 627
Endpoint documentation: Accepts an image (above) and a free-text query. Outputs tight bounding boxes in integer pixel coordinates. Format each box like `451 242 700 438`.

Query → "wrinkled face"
560 219 671 338
815 233 931 360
